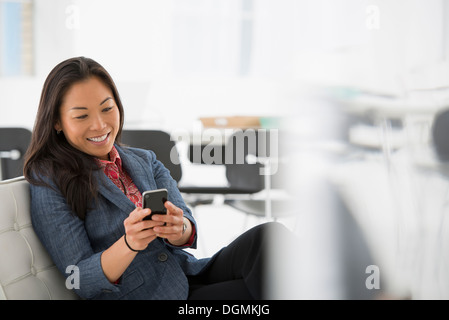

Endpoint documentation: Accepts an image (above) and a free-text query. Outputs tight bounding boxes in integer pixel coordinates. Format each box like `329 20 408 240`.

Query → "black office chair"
186 130 265 193
0 127 32 180
222 129 293 220
184 128 292 220
120 129 182 182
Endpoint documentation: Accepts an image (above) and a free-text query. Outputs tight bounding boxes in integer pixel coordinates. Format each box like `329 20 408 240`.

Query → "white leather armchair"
0 177 78 300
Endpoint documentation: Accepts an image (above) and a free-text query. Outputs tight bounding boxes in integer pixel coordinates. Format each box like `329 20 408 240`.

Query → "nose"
90 113 107 131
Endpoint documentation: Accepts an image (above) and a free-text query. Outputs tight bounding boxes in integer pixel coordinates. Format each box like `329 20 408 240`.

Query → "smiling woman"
54 77 120 161
21 56 283 300
23 57 125 219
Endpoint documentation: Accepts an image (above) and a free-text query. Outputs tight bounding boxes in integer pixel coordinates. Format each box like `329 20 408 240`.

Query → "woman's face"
55 76 120 160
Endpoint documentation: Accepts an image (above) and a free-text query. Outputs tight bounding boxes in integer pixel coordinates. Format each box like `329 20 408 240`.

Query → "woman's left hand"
151 201 190 245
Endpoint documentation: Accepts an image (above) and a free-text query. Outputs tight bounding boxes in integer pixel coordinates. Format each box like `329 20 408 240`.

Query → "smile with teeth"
87 133 109 142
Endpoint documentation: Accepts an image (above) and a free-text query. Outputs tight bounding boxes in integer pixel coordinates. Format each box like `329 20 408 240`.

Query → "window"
0 0 34 76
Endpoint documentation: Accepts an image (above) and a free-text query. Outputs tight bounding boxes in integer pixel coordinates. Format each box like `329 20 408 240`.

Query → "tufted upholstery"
0 177 78 300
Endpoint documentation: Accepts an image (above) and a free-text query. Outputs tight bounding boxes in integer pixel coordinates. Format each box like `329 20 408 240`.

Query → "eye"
75 114 88 120
102 106 113 112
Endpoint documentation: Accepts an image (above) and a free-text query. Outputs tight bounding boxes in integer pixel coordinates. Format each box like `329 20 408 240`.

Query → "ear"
54 121 62 132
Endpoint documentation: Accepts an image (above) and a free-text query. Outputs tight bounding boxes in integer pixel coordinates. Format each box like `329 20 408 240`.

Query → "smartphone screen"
142 189 168 220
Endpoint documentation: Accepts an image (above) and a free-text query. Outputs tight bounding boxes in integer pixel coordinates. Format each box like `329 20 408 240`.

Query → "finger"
125 209 163 234
133 226 159 240
156 231 182 242
164 201 183 216
151 213 182 226
137 219 165 231
153 224 182 239
129 207 151 223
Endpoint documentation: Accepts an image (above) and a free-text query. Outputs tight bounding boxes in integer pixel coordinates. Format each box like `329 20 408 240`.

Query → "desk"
337 93 447 166
340 93 447 119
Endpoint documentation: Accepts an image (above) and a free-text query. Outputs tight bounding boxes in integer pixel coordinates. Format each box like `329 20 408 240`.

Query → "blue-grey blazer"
30 145 211 300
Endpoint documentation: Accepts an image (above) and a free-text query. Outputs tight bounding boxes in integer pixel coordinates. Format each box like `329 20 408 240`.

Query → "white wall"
292 0 446 94
1 0 447 131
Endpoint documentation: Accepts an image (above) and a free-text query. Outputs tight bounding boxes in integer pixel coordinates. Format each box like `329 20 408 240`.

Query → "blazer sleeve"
30 178 120 299
145 149 199 250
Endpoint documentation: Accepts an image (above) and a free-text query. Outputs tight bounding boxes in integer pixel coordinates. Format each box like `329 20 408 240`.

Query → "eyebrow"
69 97 113 110
100 97 113 105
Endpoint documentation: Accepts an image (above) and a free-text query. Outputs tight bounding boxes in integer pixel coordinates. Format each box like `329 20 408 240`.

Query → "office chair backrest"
0 128 32 180
432 108 449 162
120 130 182 182
224 130 271 193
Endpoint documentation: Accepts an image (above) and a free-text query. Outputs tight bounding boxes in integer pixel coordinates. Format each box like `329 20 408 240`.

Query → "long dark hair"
23 57 125 220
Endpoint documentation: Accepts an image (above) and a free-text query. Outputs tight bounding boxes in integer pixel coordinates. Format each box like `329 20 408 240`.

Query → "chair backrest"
224 130 265 192
225 129 284 192
0 128 32 180
120 130 182 182
0 177 78 300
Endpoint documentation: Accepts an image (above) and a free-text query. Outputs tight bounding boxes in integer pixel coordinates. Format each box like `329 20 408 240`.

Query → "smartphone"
142 189 168 220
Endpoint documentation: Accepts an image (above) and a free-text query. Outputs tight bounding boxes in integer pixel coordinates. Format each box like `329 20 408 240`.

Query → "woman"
24 56 279 300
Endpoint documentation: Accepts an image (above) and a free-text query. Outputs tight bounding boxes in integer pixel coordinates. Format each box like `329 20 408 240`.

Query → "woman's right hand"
123 207 164 252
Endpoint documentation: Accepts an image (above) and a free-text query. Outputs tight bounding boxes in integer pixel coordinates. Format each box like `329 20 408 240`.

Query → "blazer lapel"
95 145 156 213
95 168 137 214
116 145 156 193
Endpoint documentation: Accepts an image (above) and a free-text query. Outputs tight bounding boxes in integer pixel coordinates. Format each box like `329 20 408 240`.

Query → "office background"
1 0 449 299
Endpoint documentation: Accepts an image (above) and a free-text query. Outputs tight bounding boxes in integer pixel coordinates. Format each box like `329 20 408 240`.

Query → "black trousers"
187 222 285 300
